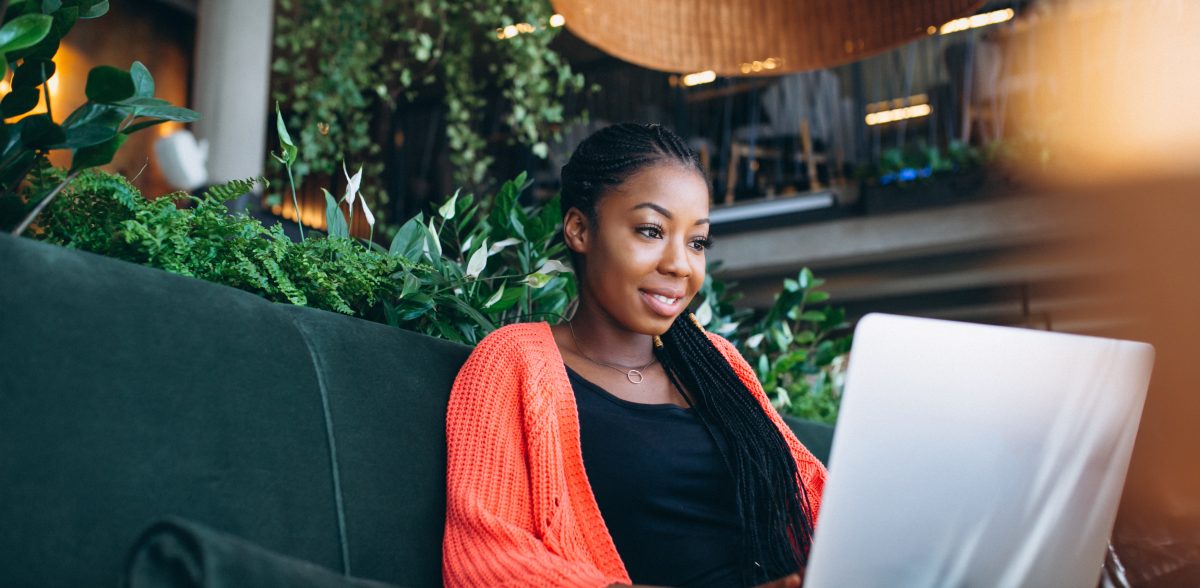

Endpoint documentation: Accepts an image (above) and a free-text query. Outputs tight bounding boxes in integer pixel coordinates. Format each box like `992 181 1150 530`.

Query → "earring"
653 335 664 349
688 312 704 330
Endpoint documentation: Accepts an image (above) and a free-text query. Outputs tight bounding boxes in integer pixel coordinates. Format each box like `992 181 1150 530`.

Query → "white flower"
484 284 505 308
342 161 362 206
466 240 488 278
360 195 375 227
536 259 573 275
488 238 521 255
438 188 459 220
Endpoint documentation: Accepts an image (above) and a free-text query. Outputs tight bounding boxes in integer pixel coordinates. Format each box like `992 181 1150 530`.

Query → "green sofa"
0 233 833 587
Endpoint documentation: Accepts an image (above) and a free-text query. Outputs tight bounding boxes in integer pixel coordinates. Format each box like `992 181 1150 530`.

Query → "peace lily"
521 259 573 288
488 238 521 255
466 239 489 279
438 188 460 220
484 284 506 309
342 161 363 227
360 192 376 245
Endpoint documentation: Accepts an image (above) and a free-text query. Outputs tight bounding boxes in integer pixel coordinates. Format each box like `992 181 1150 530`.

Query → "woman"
443 123 826 587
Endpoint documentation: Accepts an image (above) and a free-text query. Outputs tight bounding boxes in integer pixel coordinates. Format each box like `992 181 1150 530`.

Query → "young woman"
443 123 826 588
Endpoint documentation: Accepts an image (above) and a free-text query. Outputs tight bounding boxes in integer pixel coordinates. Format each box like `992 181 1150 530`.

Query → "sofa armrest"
124 517 399 588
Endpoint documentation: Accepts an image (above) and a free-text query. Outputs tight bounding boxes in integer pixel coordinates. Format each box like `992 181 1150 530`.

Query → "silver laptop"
805 313 1155 588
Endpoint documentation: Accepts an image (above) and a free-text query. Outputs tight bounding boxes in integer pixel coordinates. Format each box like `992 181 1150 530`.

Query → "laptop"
804 313 1155 588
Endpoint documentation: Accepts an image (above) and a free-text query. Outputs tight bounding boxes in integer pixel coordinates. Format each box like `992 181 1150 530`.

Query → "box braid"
560 122 815 585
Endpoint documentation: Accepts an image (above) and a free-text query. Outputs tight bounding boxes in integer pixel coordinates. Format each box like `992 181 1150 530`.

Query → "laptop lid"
804 313 1155 588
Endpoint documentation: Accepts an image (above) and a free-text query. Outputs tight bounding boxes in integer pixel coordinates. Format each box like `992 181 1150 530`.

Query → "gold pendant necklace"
567 321 657 384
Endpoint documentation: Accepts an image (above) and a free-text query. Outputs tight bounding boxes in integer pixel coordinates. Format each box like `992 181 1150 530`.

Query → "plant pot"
861 168 988 214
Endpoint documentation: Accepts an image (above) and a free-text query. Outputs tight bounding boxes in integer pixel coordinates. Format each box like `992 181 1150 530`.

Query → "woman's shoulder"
703 330 743 361
467 321 557 362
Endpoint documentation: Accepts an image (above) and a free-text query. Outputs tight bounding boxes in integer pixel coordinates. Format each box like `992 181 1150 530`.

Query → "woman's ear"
562 207 590 255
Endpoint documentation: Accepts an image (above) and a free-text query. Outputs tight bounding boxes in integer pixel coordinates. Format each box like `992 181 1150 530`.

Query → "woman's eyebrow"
631 202 710 225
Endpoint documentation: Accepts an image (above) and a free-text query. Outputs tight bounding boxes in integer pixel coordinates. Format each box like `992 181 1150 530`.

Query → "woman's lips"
640 289 683 317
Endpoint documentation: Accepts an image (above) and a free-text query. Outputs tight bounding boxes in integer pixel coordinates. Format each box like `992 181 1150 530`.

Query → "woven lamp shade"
551 0 987 75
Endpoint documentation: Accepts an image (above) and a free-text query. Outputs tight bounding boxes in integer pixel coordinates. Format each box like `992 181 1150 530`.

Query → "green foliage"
0 1 198 235
383 172 576 341
27 165 577 345
34 167 413 319
695 266 853 424
269 0 586 210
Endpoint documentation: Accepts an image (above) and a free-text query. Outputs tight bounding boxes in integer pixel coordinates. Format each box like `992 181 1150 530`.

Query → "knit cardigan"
442 322 827 587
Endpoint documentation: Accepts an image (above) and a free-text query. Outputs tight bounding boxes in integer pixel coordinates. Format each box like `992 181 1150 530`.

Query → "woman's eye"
690 237 713 251
637 226 663 239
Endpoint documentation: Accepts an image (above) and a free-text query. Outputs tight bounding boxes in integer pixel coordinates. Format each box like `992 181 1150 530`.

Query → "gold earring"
653 335 664 349
688 312 704 330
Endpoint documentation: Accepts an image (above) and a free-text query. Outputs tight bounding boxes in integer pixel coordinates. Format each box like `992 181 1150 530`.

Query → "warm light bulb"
940 8 1014 35
549 14 565 27
681 70 716 87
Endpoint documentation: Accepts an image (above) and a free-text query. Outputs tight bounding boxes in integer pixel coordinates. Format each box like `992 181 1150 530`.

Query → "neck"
567 293 657 365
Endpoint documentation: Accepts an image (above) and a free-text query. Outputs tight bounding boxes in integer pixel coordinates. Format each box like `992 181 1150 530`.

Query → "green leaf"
80 0 109 18
85 65 135 103
424 218 442 258
62 102 105 128
804 291 830 304
1 86 40 118
19 114 64 148
798 310 826 322
118 96 200 123
322 188 348 238
273 102 296 165
0 14 53 53
42 0 63 12
119 119 168 135
797 268 814 289
396 294 434 321
49 123 116 149
130 61 154 97
69 132 127 171
389 213 425 259
483 284 505 308
11 58 54 88
450 296 495 331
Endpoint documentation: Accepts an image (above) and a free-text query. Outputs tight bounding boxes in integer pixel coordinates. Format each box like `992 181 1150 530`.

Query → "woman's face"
565 162 712 335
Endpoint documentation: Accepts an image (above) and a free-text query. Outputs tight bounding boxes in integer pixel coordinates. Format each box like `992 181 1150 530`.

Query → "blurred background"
22 0 1198 583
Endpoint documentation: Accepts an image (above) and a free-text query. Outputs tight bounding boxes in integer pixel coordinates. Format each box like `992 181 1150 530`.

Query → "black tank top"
566 364 744 587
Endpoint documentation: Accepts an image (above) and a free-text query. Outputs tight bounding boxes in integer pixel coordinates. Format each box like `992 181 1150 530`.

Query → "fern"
259 253 308 306
205 177 268 203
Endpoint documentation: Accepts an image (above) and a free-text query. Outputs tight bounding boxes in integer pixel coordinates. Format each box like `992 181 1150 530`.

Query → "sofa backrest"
0 234 833 586
0 234 469 587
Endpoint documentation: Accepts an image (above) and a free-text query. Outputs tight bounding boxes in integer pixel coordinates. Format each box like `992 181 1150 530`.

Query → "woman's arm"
443 329 619 587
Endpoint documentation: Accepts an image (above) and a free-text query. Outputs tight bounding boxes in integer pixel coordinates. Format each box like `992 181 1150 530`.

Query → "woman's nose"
658 237 691 277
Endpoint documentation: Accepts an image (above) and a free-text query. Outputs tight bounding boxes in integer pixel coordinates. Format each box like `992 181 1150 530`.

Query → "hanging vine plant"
270 0 585 223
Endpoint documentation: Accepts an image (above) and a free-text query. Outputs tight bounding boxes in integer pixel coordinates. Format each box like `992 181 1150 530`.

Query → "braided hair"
560 123 816 585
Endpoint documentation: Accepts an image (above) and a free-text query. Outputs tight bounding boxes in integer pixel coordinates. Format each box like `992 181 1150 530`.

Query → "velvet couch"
0 233 834 587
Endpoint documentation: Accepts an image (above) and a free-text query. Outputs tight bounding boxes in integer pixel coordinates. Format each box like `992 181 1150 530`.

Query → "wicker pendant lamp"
550 0 986 75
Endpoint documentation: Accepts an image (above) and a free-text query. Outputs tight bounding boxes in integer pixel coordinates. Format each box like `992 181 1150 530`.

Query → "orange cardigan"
442 322 827 587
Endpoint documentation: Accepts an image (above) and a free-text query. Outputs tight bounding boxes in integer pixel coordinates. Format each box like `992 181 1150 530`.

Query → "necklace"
567 321 657 384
